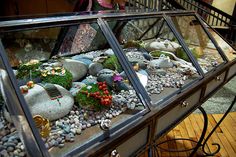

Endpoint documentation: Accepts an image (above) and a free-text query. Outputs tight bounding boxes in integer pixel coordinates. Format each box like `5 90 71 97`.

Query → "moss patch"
103 55 122 72
16 62 41 79
42 70 73 89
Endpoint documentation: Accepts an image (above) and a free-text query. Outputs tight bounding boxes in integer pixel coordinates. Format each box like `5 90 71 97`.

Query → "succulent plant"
76 82 112 110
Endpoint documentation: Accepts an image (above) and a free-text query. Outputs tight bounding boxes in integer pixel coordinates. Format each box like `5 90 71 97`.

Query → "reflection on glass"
108 18 200 104
171 16 224 73
207 27 236 61
1 23 146 156
1 28 60 67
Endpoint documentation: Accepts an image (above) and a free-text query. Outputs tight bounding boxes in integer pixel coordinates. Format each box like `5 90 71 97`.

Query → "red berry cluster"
80 82 112 106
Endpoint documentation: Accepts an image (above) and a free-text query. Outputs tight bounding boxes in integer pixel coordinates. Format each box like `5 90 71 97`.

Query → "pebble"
58 143 64 148
7 146 14 152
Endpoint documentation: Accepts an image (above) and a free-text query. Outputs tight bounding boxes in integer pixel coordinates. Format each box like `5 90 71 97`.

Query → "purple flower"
113 74 123 82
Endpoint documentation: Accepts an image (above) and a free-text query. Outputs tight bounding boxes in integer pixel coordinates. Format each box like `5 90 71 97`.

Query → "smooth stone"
104 49 114 56
71 58 92 67
0 150 9 157
65 135 71 142
88 63 103 76
0 122 4 130
113 81 130 91
149 57 173 69
72 54 93 60
97 69 114 87
18 152 25 157
69 82 86 96
136 72 148 87
63 125 71 134
0 146 6 151
146 39 181 52
76 128 82 135
7 146 14 152
62 59 88 81
81 76 97 85
58 143 64 148
138 70 148 76
142 52 152 60
22 84 74 121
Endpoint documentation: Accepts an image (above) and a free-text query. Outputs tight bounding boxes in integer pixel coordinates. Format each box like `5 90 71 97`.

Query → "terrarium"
0 13 149 157
0 11 235 157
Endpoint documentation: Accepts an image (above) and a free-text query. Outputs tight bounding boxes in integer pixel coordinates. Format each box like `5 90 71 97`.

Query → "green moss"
150 50 174 59
176 48 200 62
103 55 122 72
16 62 41 79
42 70 73 89
124 40 145 48
75 83 111 111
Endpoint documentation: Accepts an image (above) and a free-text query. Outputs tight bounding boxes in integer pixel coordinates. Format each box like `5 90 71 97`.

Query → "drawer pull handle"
181 101 189 108
215 76 221 81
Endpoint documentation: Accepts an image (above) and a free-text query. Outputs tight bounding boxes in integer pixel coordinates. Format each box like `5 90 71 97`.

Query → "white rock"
104 49 114 56
136 72 148 87
62 59 88 81
23 84 74 121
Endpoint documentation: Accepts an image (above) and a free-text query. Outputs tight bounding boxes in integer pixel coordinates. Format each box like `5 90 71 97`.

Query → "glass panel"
1 28 60 67
207 27 236 61
107 17 201 105
1 23 147 156
0 55 43 156
171 16 224 73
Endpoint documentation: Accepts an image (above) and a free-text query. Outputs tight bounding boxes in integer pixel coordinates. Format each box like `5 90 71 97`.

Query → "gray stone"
81 75 97 85
88 63 103 76
97 69 114 87
69 82 86 96
23 84 74 121
58 143 64 148
71 58 92 67
72 54 93 60
18 152 25 157
0 122 4 130
148 56 174 69
126 51 148 65
62 59 88 81
0 149 9 157
146 39 181 52
104 49 114 56
7 147 14 152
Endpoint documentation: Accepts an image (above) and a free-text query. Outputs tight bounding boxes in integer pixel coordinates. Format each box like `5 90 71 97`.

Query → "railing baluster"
215 12 219 26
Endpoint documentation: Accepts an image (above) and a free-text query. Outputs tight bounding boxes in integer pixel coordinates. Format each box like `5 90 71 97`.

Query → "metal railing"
125 0 235 45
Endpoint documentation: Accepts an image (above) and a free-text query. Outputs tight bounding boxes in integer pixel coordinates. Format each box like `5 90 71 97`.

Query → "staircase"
126 0 236 47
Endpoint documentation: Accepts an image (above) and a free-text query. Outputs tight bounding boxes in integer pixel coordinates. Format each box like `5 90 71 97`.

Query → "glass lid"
170 15 225 73
0 21 148 156
205 25 236 61
106 17 201 105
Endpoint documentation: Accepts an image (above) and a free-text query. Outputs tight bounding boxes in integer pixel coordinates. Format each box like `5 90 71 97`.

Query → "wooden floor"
140 112 236 157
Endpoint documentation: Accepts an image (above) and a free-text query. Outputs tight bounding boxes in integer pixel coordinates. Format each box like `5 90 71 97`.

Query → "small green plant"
103 55 122 72
42 70 73 89
76 82 112 111
176 47 200 62
124 40 145 48
16 60 41 79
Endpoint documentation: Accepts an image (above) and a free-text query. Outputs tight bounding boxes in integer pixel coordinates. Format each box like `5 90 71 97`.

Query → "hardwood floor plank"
148 112 236 157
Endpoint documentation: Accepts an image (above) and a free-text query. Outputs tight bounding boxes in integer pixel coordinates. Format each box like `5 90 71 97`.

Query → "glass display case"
0 11 235 157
